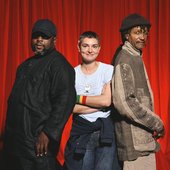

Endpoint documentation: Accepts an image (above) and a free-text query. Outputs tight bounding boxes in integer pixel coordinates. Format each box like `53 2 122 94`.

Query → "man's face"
126 26 149 50
31 32 56 55
78 37 101 64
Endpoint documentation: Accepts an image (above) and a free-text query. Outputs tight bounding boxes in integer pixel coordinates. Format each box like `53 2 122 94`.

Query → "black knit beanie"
120 13 151 32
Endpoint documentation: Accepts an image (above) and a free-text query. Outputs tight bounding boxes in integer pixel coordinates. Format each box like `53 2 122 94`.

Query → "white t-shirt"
75 62 114 122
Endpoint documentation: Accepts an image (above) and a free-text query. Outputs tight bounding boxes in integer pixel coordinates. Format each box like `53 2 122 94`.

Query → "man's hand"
153 128 165 140
36 131 49 157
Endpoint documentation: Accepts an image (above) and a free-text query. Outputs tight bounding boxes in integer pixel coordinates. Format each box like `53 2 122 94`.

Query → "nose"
139 32 148 39
37 36 43 41
88 47 92 53
140 33 145 39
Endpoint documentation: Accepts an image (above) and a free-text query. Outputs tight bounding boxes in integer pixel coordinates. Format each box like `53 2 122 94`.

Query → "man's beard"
34 48 48 55
32 45 53 56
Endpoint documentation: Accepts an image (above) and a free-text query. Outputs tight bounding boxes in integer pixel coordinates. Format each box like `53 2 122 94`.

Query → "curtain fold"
0 0 169 169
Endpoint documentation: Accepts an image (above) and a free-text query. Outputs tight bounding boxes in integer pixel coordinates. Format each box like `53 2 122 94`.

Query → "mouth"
137 42 146 47
35 44 44 50
86 53 95 56
137 41 145 44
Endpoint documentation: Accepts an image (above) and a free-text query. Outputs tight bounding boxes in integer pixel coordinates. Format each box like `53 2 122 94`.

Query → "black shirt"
4 48 76 158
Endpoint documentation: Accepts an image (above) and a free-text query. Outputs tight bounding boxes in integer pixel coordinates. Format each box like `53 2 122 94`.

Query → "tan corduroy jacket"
112 41 164 161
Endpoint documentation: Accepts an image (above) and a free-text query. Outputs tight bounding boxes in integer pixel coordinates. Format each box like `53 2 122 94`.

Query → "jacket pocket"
131 124 156 152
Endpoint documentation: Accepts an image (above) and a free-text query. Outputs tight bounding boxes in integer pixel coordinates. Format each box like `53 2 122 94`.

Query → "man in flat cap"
3 19 76 170
111 13 165 170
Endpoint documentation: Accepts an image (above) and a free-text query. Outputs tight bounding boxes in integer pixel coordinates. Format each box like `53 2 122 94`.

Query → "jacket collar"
122 41 141 57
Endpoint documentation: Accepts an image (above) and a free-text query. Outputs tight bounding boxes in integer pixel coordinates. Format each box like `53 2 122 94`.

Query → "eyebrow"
81 43 99 45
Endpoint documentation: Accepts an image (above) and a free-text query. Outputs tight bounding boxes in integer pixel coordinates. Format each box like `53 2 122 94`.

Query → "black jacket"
4 48 76 158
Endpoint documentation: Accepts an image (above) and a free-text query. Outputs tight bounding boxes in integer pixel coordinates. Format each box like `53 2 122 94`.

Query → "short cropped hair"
78 31 100 47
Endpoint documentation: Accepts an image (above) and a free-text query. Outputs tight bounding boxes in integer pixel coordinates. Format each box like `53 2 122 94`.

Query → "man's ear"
53 37 57 45
125 34 129 40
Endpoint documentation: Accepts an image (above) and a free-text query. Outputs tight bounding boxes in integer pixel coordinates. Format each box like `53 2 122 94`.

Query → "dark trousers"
1 152 62 170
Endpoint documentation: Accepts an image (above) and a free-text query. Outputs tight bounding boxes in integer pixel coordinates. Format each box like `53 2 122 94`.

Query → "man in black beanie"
3 19 76 170
111 13 165 170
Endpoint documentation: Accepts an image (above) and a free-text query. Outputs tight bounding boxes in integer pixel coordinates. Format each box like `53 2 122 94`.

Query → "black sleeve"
43 62 76 142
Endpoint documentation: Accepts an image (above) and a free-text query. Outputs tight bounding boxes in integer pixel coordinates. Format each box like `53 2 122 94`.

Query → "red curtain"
0 0 169 169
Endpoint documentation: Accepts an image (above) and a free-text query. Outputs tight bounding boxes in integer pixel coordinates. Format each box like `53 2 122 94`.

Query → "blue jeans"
82 131 120 170
64 131 121 170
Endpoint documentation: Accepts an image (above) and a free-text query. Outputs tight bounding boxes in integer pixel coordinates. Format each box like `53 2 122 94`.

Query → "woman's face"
78 37 101 64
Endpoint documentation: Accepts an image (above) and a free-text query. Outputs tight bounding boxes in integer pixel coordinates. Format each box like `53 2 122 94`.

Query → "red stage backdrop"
0 0 169 169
